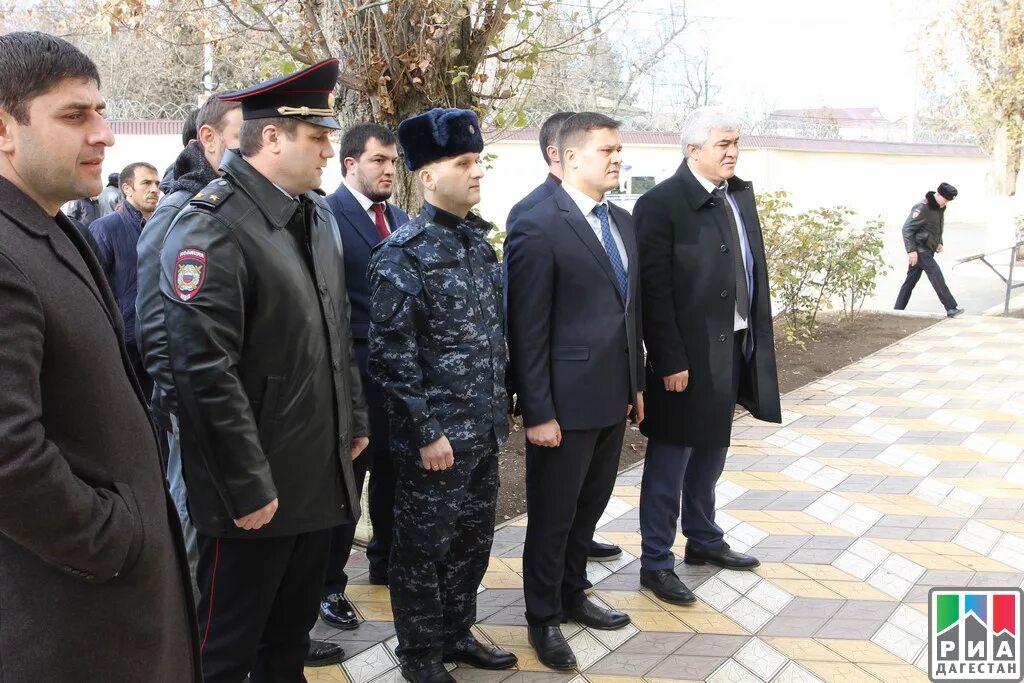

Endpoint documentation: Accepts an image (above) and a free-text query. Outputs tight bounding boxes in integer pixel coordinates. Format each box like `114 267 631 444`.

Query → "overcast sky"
615 0 935 120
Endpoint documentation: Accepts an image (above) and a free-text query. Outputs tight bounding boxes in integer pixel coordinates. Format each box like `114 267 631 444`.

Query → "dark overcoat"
634 162 781 447
0 176 200 681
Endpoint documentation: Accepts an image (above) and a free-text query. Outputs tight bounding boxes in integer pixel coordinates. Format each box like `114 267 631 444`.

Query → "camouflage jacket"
368 202 509 451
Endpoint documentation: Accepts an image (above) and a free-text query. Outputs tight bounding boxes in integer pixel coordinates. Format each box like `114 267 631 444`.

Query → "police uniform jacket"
368 203 509 451
159 150 369 539
137 140 219 426
901 191 946 253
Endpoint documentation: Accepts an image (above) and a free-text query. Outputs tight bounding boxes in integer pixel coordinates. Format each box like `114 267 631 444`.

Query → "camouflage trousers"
389 438 499 669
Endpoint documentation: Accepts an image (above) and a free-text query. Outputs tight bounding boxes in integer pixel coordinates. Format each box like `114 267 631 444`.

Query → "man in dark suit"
322 123 409 629
505 111 624 564
0 31 199 681
506 112 644 670
633 107 781 607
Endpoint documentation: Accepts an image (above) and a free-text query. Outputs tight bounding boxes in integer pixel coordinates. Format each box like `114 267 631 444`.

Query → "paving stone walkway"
308 316 1024 683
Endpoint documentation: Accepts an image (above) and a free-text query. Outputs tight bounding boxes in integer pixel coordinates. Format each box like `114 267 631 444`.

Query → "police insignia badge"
174 248 207 301
912 207 922 218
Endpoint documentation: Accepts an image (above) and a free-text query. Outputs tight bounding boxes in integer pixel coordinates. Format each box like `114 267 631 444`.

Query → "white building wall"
105 133 1019 249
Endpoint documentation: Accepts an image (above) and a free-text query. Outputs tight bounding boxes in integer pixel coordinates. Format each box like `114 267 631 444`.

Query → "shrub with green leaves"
757 190 889 346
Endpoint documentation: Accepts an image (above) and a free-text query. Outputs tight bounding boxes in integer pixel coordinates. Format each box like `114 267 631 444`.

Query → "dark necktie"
593 203 628 301
372 203 390 238
713 187 749 321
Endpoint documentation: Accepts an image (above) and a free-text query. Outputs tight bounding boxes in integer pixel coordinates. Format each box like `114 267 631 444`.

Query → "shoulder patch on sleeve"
370 279 407 324
374 257 422 297
174 248 208 301
190 181 234 210
911 207 922 218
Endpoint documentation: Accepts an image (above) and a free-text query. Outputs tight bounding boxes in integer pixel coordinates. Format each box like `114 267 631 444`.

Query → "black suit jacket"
506 173 560 230
635 162 781 448
326 183 410 344
505 185 644 431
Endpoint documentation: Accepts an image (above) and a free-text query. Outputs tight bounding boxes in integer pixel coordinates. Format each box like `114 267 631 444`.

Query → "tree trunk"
991 120 1022 196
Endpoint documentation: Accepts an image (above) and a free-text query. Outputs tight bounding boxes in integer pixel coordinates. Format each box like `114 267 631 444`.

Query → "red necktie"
372 203 390 238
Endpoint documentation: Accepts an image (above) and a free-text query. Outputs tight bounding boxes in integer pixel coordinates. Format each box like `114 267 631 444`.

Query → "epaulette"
190 179 234 210
388 221 427 246
305 190 329 210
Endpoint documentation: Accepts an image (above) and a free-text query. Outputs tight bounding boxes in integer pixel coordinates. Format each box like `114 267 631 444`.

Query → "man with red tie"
322 123 409 629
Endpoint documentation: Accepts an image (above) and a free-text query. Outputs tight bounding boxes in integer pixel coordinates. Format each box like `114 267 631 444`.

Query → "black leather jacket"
159 150 369 538
137 141 218 428
901 191 945 253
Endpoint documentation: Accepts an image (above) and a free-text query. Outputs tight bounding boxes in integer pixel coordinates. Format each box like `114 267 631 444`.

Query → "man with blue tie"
322 123 409 628
505 112 645 670
633 107 781 607
506 110 625 565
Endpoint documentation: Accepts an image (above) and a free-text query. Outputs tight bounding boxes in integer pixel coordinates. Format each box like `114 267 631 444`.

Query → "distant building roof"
768 107 888 122
494 128 984 157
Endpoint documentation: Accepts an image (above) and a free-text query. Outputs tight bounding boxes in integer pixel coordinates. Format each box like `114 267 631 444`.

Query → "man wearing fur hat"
368 108 516 683
894 182 964 318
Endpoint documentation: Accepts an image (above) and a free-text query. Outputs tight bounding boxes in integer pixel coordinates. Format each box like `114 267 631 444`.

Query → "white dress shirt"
561 180 628 272
344 178 390 233
689 161 752 332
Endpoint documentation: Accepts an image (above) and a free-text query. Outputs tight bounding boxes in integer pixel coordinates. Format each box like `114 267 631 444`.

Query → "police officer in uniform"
159 58 370 682
368 108 517 683
894 181 964 317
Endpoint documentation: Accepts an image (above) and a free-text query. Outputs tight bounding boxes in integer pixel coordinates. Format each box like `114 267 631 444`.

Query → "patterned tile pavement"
307 316 1024 683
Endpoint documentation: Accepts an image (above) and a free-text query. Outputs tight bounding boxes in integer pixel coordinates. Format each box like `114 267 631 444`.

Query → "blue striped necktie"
593 203 627 300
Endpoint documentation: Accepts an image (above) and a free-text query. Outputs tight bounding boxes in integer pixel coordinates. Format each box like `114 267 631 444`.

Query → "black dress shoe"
368 569 389 586
640 568 696 605
443 638 518 669
320 593 360 629
947 307 965 318
587 540 622 561
563 598 630 630
400 662 455 683
304 640 345 666
528 626 576 670
684 543 760 570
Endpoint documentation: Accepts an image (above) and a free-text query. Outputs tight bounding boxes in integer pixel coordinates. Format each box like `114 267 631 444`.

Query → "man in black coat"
159 59 370 681
505 111 624 564
506 112 644 670
320 122 409 628
0 31 200 681
633 107 781 606
894 182 963 317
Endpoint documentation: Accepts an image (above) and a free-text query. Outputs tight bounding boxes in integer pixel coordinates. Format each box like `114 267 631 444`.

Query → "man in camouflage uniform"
368 108 517 683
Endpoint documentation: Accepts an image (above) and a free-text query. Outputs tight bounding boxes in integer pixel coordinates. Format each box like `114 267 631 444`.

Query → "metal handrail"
955 242 1024 314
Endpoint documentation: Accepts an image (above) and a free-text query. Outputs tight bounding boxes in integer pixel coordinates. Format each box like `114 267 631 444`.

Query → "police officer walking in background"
159 58 369 682
368 108 517 683
894 181 964 318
